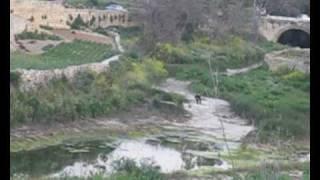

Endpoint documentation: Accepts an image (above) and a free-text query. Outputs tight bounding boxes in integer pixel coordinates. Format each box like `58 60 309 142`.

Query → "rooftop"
105 4 127 12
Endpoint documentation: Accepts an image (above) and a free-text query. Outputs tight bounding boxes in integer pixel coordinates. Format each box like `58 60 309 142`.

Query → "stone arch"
273 25 309 42
274 26 309 48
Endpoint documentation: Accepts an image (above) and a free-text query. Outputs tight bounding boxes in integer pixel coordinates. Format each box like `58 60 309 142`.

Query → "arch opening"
277 29 310 48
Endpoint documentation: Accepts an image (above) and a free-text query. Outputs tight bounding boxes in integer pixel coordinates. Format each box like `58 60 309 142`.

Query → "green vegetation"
10 56 171 127
41 44 55 51
188 66 309 141
10 40 116 70
10 72 21 87
161 36 309 141
155 36 265 71
16 31 62 41
94 26 142 52
109 159 164 180
117 26 143 51
256 40 289 53
39 25 54 30
237 163 310 180
55 159 163 180
70 14 88 30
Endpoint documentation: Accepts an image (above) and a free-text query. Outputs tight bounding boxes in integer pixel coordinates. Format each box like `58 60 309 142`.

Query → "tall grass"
163 36 309 141
188 66 309 141
154 36 265 71
10 57 171 127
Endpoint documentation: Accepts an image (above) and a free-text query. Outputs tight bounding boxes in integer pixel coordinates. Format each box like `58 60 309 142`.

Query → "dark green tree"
70 14 87 29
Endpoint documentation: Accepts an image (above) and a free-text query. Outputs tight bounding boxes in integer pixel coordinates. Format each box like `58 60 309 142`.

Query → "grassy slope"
10 57 173 127
162 36 309 140
10 40 116 70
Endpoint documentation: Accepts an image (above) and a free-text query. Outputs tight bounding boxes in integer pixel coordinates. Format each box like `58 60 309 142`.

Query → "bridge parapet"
259 15 310 42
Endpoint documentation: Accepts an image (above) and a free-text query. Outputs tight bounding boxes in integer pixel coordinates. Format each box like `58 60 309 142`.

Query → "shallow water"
10 139 116 177
11 79 254 178
52 140 186 177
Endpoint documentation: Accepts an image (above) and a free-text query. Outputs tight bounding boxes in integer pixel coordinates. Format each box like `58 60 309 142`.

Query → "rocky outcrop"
264 48 310 73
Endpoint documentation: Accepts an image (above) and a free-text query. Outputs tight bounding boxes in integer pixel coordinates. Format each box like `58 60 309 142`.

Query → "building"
10 0 129 32
105 4 128 12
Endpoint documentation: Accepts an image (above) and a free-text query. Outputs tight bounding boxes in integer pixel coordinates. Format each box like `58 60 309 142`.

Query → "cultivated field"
10 40 117 70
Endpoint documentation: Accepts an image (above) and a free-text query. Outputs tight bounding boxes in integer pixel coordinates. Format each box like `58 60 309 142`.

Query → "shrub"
89 16 96 26
176 65 309 140
16 31 61 41
10 72 21 87
10 56 170 127
39 25 53 30
282 71 306 81
70 15 87 30
111 159 163 180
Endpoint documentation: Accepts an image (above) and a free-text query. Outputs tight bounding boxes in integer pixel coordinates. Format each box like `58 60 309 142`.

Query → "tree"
133 0 259 52
88 0 98 7
70 14 87 29
133 0 206 52
256 0 310 17
89 16 96 26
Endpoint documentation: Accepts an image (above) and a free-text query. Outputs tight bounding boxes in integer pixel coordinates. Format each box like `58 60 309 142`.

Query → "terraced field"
10 40 117 70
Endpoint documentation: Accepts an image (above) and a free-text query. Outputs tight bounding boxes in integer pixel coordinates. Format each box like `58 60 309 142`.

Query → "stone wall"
11 0 129 32
264 48 310 74
14 55 120 91
11 32 122 91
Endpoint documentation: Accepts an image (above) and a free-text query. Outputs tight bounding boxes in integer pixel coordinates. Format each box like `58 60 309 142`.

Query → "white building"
105 4 127 12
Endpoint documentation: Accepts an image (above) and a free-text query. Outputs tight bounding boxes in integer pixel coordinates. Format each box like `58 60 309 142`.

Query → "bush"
70 15 87 29
16 31 61 41
155 36 264 71
39 25 53 30
175 65 309 140
10 56 170 127
165 35 309 141
10 72 21 87
111 159 164 180
282 71 306 81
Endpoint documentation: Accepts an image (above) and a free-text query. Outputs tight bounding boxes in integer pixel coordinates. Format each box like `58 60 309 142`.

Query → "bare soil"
18 40 63 54
10 104 189 141
51 29 114 45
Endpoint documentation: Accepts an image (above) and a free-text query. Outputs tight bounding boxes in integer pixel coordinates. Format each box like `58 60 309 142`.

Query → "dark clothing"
195 95 201 104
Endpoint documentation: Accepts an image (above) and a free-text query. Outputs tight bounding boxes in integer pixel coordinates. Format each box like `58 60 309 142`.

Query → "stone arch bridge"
258 15 310 47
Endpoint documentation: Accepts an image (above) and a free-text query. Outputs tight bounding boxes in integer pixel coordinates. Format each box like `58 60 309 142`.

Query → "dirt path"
225 62 263 76
51 29 113 45
156 78 254 142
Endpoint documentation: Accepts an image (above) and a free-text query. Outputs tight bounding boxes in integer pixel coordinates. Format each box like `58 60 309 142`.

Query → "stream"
10 78 257 178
